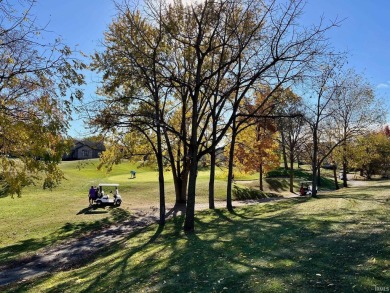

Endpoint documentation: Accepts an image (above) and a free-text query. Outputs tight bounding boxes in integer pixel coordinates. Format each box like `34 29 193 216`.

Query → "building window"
82 150 90 157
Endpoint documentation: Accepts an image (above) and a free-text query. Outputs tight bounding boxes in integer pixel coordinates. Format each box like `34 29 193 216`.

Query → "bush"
232 185 280 200
266 168 290 177
266 168 312 180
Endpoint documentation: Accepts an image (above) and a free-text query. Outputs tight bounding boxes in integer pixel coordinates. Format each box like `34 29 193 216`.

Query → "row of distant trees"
344 127 390 180
0 0 386 233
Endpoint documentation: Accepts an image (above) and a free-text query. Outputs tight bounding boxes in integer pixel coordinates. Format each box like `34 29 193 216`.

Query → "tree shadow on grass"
76 206 109 215
5 187 390 292
0 208 170 291
265 178 290 192
0 215 113 267
159 205 388 292
321 182 390 204
229 197 311 219
233 184 282 200
64 220 168 293
321 193 390 204
110 208 132 222
166 203 186 218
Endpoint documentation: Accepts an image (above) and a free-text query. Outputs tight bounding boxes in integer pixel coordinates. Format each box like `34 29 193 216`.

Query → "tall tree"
274 88 304 192
162 0 332 230
91 6 169 225
0 0 85 196
233 117 280 191
302 56 346 197
93 0 333 232
301 58 384 195
330 69 385 187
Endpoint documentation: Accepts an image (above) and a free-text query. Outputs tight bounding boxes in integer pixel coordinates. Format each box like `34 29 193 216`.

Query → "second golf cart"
299 181 313 196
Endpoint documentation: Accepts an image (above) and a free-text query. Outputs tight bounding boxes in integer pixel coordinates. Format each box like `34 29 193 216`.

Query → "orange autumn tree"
233 92 280 191
234 122 280 191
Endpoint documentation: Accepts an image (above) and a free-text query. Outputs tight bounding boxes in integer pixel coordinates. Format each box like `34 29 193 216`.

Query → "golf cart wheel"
115 199 122 207
96 200 102 207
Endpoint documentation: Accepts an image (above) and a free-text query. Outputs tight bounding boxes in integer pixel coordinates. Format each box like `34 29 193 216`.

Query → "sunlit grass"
1 159 388 292
0 159 283 256
5 181 389 292
0 159 242 264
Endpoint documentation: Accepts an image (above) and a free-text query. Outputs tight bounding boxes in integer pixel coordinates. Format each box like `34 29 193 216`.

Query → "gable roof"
73 140 106 152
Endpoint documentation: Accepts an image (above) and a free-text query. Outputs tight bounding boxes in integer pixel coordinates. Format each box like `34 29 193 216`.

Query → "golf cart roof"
98 183 119 187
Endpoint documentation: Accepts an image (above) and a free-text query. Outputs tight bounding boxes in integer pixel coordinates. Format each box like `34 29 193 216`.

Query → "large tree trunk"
156 123 166 225
281 130 288 169
173 171 188 204
184 91 199 232
333 164 339 190
311 132 318 198
289 151 294 193
317 164 321 187
259 163 263 191
165 133 187 204
226 120 237 212
208 144 216 209
342 160 348 187
184 148 198 232
342 140 348 187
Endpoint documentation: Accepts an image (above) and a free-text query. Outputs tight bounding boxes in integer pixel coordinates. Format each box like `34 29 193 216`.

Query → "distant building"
63 140 105 160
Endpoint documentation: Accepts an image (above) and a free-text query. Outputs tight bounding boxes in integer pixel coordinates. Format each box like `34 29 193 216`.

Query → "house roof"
73 140 106 152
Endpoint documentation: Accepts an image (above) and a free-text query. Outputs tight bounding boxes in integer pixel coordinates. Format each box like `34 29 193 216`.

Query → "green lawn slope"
4 179 389 292
0 159 237 263
1 160 388 292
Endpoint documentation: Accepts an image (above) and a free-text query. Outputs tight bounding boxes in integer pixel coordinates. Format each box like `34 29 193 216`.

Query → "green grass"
0 160 349 265
0 159 231 264
3 179 389 292
1 160 388 292
266 167 336 190
232 184 282 200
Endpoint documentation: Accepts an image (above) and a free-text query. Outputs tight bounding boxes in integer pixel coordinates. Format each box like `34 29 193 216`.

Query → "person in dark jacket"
88 186 95 205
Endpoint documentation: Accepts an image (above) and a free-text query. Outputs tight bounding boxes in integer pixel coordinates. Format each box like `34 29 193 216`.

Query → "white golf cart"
95 183 122 207
299 181 313 196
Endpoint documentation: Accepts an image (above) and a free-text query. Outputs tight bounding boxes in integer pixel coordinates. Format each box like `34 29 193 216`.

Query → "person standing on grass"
88 186 95 206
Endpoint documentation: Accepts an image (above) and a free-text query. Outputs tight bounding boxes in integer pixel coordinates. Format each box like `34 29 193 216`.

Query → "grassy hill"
0 159 243 262
5 159 387 292
0 160 331 258
2 176 389 292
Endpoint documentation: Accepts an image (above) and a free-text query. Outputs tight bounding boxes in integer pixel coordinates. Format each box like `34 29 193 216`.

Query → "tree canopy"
91 0 334 231
0 0 85 196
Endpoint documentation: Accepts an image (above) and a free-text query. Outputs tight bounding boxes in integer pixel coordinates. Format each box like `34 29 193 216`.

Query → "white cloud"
377 82 390 89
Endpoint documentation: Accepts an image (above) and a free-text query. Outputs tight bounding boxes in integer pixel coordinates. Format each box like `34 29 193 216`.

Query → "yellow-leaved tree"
0 0 85 196
227 89 281 193
233 120 280 192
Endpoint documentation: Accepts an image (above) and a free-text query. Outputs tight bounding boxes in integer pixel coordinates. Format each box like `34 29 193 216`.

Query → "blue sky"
303 0 390 91
30 0 390 136
31 0 117 137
